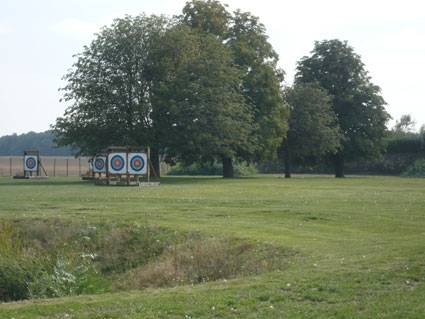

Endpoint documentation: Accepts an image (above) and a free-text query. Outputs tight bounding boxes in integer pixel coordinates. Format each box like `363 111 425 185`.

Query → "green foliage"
402 159 425 177
53 14 169 155
167 161 257 176
296 39 390 176
0 220 179 301
0 131 74 156
182 0 230 38
153 25 256 166
386 134 424 154
393 114 416 134
280 83 341 176
28 254 109 298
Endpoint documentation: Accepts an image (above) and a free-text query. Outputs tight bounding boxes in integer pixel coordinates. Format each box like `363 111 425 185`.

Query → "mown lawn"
0 175 424 318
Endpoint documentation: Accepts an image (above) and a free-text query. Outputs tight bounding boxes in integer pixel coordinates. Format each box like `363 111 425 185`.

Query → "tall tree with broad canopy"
181 0 289 176
280 83 341 178
53 15 168 175
151 25 257 178
295 39 390 177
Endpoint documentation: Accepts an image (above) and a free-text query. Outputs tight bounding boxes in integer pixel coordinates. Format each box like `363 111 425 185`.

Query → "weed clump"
0 219 294 302
116 236 292 289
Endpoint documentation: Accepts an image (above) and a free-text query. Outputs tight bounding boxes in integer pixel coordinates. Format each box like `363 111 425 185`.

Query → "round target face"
94 158 105 171
110 154 125 171
130 155 145 172
26 157 37 170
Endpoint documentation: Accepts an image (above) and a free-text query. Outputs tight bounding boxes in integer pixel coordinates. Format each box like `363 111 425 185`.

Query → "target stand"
14 149 48 179
94 146 158 186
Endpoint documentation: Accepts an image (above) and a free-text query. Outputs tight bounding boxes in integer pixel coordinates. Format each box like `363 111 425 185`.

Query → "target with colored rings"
128 153 147 174
111 155 125 171
95 158 105 170
108 153 127 174
26 158 36 169
93 156 106 173
130 155 145 172
24 156 38 171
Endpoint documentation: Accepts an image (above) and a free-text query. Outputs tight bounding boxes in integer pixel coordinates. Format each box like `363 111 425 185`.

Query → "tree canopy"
53 15 169 156
280 83 341 177
54 1 288 178
295 39 390 177
151 24 257 177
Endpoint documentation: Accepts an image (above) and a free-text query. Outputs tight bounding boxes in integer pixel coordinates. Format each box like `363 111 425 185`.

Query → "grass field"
0 175 425 318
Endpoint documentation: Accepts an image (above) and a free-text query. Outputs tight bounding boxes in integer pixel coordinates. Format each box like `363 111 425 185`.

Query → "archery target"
93 156 106 173
108 153 127 174
128 153 147 174
24 155 38 172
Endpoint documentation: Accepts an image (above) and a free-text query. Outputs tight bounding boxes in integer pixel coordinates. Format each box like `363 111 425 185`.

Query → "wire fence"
0 157 91 177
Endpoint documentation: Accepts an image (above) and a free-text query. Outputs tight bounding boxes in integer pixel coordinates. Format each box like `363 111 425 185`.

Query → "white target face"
128 153 147 175
24 155 38 172
93 156 107 173
108 153 127 174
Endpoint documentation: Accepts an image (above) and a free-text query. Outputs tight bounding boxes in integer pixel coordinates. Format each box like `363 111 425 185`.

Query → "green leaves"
296 39 390 176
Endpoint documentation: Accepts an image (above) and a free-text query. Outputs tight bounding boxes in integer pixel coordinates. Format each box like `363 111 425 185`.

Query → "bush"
28 254 109 298
0 258 33 301
402 159 425 177
167 162 257 176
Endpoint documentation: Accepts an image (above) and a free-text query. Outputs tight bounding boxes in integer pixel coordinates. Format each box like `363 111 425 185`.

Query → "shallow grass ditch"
0 218 294 302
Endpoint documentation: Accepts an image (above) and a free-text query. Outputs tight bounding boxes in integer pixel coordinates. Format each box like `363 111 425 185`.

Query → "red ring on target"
110 155 125 171
130 155 145 172
25 157 37 170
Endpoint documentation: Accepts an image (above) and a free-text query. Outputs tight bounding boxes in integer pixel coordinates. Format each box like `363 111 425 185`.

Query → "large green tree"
151 25 256 178
53 14 168 174
295 39 390 177
280 83 341 178
181 0 289 174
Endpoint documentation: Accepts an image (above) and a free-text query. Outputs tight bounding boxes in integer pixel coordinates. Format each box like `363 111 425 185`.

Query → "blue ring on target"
130 155 145 172
26 157 37 169
110 155 125 171
94 158 105 170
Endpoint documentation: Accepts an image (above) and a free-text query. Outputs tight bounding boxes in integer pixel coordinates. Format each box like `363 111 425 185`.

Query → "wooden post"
78 157 81 176
53 158 56 176
66 159 69 177
9 157 12 176
126 151 130 186
147 147 151 183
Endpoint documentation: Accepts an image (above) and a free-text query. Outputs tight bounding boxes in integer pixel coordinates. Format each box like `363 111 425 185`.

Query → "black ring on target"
94 158 105 170
110 155 125 171
26 157 37 170
130 155 145 172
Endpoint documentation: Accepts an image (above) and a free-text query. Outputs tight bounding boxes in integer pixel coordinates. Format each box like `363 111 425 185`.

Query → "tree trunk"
334 152 345 178
150 147 160 178
284 152 291 178
222 156 234 178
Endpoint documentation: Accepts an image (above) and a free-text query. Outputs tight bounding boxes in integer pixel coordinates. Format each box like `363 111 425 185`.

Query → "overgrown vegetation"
0 219 290 302
402 159 425 177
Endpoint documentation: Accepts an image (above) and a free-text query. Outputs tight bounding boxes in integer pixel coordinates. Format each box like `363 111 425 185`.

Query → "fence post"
9 157 12 176
78 157 81 176
66 159 69 177
53 158 56 176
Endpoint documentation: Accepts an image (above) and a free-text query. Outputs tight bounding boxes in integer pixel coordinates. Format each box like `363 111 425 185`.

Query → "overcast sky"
1 0 424 136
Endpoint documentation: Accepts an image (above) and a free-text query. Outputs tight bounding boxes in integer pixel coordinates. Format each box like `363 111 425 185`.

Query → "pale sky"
1 0 424 136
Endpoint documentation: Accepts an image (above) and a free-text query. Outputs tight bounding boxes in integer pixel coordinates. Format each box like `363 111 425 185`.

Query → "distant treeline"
258 131 425 176
0 131 75 156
